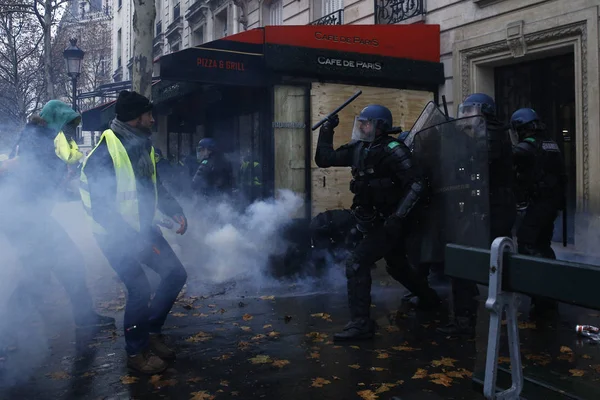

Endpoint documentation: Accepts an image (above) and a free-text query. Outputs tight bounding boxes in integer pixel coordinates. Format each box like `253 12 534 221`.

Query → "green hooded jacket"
39 100 81 135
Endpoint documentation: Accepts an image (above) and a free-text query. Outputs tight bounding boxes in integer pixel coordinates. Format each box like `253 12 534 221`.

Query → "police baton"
311 90 363 131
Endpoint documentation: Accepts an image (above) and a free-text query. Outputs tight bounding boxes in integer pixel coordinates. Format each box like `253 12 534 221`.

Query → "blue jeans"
97 230 187 355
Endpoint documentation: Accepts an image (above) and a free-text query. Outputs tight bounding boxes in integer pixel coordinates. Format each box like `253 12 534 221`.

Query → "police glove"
173 214 188 235
321 115 339 134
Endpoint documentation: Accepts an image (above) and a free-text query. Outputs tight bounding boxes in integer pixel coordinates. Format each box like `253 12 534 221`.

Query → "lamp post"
63 38 85 141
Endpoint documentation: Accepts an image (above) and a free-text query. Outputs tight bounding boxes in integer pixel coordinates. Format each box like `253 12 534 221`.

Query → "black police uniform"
514 134 565 258
315 117 440 340
192 152 233 197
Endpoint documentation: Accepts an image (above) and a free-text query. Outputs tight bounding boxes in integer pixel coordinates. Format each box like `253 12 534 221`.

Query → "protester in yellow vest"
0 101 115 342
80 90 188 375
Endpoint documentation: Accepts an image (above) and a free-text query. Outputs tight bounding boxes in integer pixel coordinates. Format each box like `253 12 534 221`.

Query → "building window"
322 0 342 18
214 8 228 39
117 28 122 66
118 0 122 9
193 25 205 46
156 20 162 35
171 42 180 52
173 3 180 19
268 0 283 25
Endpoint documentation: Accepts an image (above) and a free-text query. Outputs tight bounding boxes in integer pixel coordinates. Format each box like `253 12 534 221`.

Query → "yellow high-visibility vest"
241 161 261 186
79 129 157 235
55 132 84 164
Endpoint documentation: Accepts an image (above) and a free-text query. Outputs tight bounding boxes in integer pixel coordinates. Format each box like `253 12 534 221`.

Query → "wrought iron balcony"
185 0 209 23
165 15 183 40
310 9 343 25
375 0 425 24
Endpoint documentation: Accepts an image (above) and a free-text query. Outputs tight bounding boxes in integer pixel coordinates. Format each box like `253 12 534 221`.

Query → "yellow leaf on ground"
525 354 551 366
251 334 266 341
207 304 216 308
446 369 473 379
518 321 536 329
231 392 239 396
311 377 332 387
583 354 592 359
392 346 420 352
412 368 428 379
570 369 586 377
238 341 251 350
430 373 453 387
120 375 139 385
498 357 511 364
557 354 575 362
375 383 394 394
193 313 209 317
263 324 273 329
171 312 186 317
357 389 378 400
377 352 390 359
241 326 252 332
268 331 280 338
212 354 232 361
186 332 213 343
590 364 600 373
47 371 70 380
333 376 340 380
560 346 573 353
190 391 215 400
349 364 361 369
260 295 275 300
306 332 328 342
431 357 457 367
370 367 387 372
243 313 253 321
309 352 320 359
187 377 203 383
272 359 290 368
149 375 177 389
249 355 272 364
220 380 229 386
385 326 400 333
350 345 360 350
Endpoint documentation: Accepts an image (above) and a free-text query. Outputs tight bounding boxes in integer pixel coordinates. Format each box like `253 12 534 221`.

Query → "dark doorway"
494 52 576 245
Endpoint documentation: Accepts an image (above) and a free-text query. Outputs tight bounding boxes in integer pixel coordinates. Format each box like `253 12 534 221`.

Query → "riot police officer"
309 209 356 272
315 104 441 341
437 93 516 336
191 138 233 198
511 108 566 313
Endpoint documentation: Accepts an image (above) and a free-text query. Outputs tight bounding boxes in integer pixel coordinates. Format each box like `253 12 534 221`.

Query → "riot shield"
412 115 490 263
404 101 449 150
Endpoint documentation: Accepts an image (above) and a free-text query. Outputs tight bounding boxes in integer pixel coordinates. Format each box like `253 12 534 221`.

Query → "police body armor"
410 112 495 262
348 137 408 232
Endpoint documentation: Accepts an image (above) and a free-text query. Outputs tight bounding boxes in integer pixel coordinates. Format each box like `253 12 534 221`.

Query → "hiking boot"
334 319 377 341
149 334 176 360
75 313 116 328
127 348 167 374
436 316 475 338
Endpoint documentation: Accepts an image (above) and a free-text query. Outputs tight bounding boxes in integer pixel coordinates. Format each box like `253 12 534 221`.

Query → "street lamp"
63 38 85 142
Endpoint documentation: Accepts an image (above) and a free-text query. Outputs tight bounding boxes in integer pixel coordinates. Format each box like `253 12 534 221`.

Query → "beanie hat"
115 90 153 122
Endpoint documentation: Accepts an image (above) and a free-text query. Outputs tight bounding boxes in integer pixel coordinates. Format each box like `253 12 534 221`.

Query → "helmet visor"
457 103 483 119
352 116 377 142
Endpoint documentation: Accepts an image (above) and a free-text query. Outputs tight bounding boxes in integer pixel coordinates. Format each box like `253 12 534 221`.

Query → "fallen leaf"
252 334 267 341
220 380 229 386
249 355 272 364
193 313 209 317
412 368 428 379
218 308 226 314
370 367 388 372
348 364 361 369
241 326 252 332
431 357 457 367
306 332 328 342
149 375 177 389
47 371 70 380
583 354 592 359
385 326 400 333
358 383 365 386
120 375 139 384
190 391 215 400
446 368 473 379
243 313 253 321
430 372 453 387
212 354 232 361
357 389 378 400
377 352 390 359
430 341 439 346
525 354 551 366
263 324 273 329
392 346 420 352
309 352 320 359
186 332 213 343
518 321 536 329
182 304 194 310
375 383 396 393
560 346 573 353
350 345 360 350
590 364 600 373
231 392 239 396
498 357 511 364
311 377 332 387
207 304 216 308
333 376 340 380
272 359 290 368
570 369 586 377
171 312 186 317
268 331 280 338
557 354 575 362
260 295 275 300
187 377 203 383
238 341 251 350
310 313 333 321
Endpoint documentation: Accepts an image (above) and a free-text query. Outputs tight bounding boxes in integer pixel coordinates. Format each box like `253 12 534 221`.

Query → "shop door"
494 53 576 244
272 85 310 219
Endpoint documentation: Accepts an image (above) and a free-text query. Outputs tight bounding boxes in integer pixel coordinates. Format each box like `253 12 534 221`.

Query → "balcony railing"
166 15 183 39
310 9 343 25
375 0 424 24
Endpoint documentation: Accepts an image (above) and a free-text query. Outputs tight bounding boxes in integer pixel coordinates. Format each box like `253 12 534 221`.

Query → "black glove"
384 215 403 236
321 115 339 134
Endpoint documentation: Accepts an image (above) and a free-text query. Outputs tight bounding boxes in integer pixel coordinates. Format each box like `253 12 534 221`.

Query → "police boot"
334 263 376 341
437 315 476 338
389 266 442 312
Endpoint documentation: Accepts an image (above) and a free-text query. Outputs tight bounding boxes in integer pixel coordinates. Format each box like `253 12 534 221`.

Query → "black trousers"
517 199 560 258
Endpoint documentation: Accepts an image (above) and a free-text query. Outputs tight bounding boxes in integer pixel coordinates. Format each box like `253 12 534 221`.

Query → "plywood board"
310 82 433 216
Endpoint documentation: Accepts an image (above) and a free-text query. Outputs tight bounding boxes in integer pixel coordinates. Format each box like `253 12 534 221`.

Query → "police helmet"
358 104 393 132
154 148 163 157
458 93 496 118
197 138 216 151
510 108 543 132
